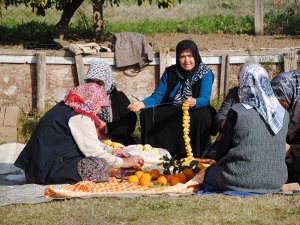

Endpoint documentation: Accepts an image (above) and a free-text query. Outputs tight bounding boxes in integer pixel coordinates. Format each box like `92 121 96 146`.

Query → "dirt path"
147 34 300 51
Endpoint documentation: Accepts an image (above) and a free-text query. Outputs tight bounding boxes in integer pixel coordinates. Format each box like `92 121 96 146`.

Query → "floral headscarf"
271 70 300 141
64 83 110 138
239 62 285 134
173 40 211 105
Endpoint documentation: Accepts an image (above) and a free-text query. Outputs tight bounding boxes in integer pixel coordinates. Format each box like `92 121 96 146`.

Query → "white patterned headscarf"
85 61 116 94
239 62 285 134
271 70 300 141
85 61 115 123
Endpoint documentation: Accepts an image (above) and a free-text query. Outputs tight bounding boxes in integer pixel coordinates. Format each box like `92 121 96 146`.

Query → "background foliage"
0 0 299 44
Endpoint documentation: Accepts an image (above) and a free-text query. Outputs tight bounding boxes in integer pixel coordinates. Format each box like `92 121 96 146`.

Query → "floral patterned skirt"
77 157 109 182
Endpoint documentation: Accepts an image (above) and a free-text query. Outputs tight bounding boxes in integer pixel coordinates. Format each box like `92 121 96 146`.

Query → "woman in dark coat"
85 61 137 145
128 40 216 158
14 83 143 185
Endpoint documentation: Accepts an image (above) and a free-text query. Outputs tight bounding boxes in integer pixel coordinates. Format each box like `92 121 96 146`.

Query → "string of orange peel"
182 102 193 165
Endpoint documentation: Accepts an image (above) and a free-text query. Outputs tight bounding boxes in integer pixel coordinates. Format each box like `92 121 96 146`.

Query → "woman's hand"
111 148 126 156
128 101 145 112
185 97 196 107
121 155 144 168
98 119 106 130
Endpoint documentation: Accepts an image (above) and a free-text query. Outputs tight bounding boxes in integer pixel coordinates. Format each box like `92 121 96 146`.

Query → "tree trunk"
53 0 85 40
93 1 104 41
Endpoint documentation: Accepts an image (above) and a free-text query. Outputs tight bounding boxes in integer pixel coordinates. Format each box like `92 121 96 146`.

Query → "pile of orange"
127 169 162 187
127 168 196 187
127 169 190 187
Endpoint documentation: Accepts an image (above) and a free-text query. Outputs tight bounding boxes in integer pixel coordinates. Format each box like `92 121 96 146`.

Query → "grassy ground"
1 194 300 224
2 0 300 222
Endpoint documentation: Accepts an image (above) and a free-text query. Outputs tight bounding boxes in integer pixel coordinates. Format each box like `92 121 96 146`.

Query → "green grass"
1 194 300 224
0 0 299 44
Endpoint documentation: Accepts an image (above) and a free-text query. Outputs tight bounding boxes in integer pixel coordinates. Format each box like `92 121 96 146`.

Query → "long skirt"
140 105 214 158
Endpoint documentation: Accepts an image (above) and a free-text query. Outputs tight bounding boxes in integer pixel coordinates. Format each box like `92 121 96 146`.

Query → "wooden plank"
159 47 172 77
3 106 19 126
0 126 17 143
0 107 5 126
36 52 46 112
225 55 231 95
284 53 298 72
1 48 300 58
219 55 227 100
254 0 264 35
75 55 85 85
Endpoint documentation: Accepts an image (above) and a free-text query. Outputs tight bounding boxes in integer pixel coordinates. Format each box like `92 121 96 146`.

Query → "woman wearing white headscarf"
85 61 137 145
202 62 289 194
271 70 300 183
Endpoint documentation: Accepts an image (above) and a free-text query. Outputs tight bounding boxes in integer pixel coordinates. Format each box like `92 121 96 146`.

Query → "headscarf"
85 61 116 94
64 83 110 138
239 62 285 135
173 40 211 105
271 70 300 141
85 61 116 123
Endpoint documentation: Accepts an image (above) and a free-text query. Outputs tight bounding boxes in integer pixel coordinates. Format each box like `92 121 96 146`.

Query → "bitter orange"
140 172 152 182
176 173 187 183
170 176 180 186
157 176 168 186
135 170 144 179
182 168 194 181
149 169 160 180
128 175 139 184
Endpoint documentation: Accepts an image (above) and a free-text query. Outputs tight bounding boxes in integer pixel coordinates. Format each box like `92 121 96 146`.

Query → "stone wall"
0 48 299 113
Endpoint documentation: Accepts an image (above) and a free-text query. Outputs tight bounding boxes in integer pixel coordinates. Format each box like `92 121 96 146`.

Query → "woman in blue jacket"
128 40 216 158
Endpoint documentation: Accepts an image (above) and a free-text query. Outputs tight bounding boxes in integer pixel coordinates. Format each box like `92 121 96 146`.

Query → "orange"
197 163 207 171
170 176 180 186
128 175 139 184
176 173 187 183
140 173 152 182
157 176 168 186
135 170 144 179
139 179 151 187
166 174 175 183
149 169 160 180
182 168 194 181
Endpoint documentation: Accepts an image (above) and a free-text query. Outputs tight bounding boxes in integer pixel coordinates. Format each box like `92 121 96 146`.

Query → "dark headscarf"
173 40 210 105
175 40 202 76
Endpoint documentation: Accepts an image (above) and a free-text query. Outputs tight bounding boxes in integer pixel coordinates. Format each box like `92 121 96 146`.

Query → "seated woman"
271 70 300 184
202 86 239 159
14 83 143 185
85 61 137 145
215 86 239 132
202 62 289 194
128 40 216 158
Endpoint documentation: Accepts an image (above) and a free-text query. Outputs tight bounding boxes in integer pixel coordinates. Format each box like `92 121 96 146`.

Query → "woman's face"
179 49 195 71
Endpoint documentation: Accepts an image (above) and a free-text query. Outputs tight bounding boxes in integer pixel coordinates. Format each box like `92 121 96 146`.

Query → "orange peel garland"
182 102 193 165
